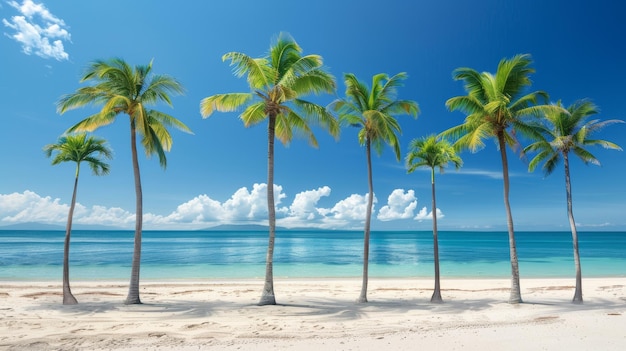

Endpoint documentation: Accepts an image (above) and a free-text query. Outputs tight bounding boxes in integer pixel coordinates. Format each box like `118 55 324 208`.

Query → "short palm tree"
406 135 461 303
442 54 551 303
44 133 112 305
525 99 623 303
330 72 419 303
200 33 339 306
57 58 192 304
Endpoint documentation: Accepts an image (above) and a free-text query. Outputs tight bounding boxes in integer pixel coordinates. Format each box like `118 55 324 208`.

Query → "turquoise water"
0 230 624 280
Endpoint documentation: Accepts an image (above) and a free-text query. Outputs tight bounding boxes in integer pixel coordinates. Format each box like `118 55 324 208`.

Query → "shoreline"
1 277 625 350
2 272 625 283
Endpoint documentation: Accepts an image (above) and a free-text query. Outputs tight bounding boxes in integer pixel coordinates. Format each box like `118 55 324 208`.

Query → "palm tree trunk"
430 168 442 303
125 120 143 305
259 114 277 306
62 168 79 305
564 153 583 303
498 132 522 304
358 139 373 303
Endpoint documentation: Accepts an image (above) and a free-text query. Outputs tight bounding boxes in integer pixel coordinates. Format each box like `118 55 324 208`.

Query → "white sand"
1 277 625 350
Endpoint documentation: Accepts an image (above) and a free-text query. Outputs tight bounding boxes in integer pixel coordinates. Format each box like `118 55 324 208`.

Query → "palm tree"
57 58 192 304
406 135 461 303
442 54 551 303
524 99 623 303
44 133 112 305
330 72 419 303
200 33 339 306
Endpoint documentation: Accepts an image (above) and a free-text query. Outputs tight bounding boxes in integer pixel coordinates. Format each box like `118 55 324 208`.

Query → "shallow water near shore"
1 230 625 280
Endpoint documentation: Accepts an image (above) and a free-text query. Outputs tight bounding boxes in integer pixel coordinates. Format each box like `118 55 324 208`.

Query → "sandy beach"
1 277 624 350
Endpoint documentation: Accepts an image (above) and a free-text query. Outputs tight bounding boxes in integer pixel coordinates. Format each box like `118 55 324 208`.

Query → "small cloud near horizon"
2 0 71 60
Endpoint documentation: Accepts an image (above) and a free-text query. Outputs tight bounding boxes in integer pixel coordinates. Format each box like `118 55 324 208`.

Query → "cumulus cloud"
288 186 331 218
0 190 70 223
377 189 417 221
0 190 133 227
0 186 430 230
3 0 70 60
158 183 286 226
414 206 444 221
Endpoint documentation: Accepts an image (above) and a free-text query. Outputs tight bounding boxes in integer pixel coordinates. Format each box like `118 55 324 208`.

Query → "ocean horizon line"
1 223 625 233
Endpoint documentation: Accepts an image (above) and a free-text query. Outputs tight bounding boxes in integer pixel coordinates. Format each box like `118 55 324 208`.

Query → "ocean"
1 230 625 281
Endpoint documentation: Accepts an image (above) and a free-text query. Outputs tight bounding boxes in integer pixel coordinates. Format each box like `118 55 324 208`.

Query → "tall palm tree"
200 33 339 306
330 72 419 303
406 135 461 303
57 58 192 304
44 133 112 305
442 54 551 303
524 99 623 303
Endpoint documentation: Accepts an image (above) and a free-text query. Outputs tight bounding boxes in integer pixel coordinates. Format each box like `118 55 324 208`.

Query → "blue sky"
1 0 624 231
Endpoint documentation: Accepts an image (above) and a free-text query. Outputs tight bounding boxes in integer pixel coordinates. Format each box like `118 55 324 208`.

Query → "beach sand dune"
1 278 624 350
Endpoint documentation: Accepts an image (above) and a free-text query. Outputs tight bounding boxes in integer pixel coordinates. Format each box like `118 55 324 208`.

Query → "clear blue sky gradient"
1 0 625 231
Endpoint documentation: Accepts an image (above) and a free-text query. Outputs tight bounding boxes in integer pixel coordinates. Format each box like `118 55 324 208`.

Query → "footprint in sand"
184 321 213 330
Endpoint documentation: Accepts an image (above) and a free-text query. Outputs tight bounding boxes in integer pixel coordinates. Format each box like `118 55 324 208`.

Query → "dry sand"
1 277 625 350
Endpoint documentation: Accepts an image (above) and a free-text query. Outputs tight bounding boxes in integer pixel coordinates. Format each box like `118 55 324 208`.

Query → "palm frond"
381 99 420 117
540 151 561 175
147 109 193 134
274 112 295 146
377 72 408 103
142 74 185 106
451 67 486 101
293 99 340 139
270 33 301 76
141 122 168 168
223 52 272 89
289 68 336 96
66 111 118 133
240 101 267 127
583 139 623 150
200 93 253 117
584 119 625 134
279 54 324 88
508 91 546 112
496 54 534 97
445 95 484 115
369 73 389 108
456 122 491 152
571 145 600 165
343 73 370 111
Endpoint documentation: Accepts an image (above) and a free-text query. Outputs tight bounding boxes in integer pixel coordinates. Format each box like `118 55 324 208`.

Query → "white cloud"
288 186 331 219
76 205 135 227
414 206 444 221
0 186 427 230
0 190 134 227
322 193 374 220
3 0 70 60
157 183 286 226
377 189 417 221
0 190 69 223
455 168 529 180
